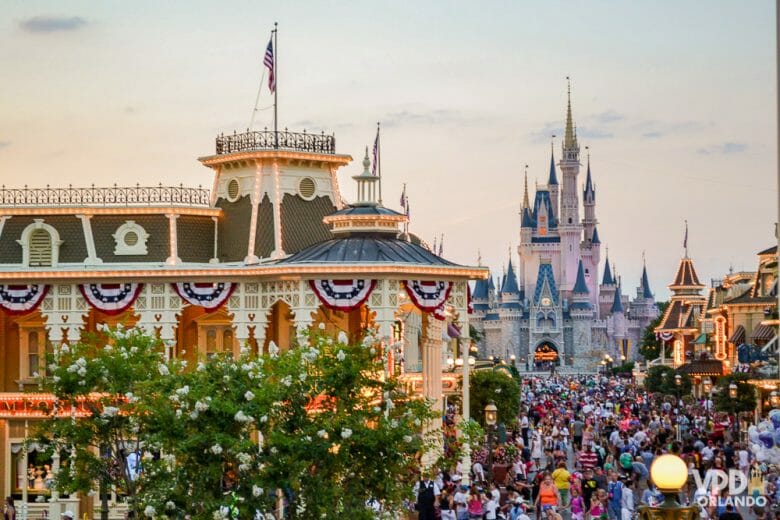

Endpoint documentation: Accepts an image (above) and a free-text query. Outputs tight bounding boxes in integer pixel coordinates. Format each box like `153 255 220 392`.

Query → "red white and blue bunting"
79 283 143 316
467 284 474 314
657 331 674 342
0 284 49 315
309 279 377 312
404 280 452 313
173 282 235 310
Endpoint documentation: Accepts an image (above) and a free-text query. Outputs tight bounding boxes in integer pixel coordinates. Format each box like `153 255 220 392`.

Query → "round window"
227 179 240 201
124 231 139 246
298 177 316 199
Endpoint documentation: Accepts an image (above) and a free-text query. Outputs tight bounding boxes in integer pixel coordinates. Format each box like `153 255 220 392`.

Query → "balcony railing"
215 129 336 155
0 184 211 207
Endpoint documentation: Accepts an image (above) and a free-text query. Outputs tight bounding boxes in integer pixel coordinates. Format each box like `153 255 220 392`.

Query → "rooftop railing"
0 184 211 207
215 129 336 155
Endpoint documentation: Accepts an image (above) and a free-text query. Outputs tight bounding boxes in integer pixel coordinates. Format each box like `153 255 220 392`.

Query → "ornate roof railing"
0 184 212 207
215 129 336 155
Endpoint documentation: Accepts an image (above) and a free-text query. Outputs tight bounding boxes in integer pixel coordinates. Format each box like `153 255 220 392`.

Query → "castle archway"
534 341 560 368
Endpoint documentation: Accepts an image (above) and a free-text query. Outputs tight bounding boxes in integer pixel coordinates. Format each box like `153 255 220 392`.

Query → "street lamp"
468 356 476 367
729 383 738 399
510 354 516 364
446 356 455 371
649 454 688 507
702 377 712 395
484 401 498 426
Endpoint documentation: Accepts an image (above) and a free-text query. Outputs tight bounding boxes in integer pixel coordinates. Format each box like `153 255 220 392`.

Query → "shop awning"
752 324 777 343
678 360 723 376
694 333 708 344
729 325 746 344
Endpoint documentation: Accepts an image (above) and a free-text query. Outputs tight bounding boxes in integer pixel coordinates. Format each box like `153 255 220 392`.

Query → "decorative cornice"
0 207 223 217
199 150 352 168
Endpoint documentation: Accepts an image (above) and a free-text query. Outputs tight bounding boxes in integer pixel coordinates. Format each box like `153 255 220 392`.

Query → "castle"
470 86 659 371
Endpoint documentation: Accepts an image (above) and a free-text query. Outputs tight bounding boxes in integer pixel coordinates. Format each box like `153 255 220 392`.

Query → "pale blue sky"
0 1 776 300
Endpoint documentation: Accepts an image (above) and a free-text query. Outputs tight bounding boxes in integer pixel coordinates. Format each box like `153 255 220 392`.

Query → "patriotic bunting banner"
309 279 376 312
404 280 452 313
658 331 674 342
174 282 235 310
467 284 474 314
432 305 447 321
79 283 143 316
0 284 49 315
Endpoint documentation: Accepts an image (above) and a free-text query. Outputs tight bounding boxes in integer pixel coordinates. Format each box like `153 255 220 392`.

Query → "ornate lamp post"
729 383 738 399
638 453 700 520
675 374 682 398
771 390 780 409
484 401 498 482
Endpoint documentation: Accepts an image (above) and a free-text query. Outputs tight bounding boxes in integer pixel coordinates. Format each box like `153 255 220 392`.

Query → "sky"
0 1 777 300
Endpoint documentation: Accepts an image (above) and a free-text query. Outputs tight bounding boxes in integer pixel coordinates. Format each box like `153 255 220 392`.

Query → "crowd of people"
413 374 779 520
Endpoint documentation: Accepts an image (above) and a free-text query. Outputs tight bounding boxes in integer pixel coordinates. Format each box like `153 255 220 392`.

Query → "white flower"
60 345 70 354
244 390 255 401
48 363 58 372
197 362 206 372
337 331 349 344
317 429 328 439
268 341 279 358
125 392 137 403
158 363 170 376
336 350 346 362
175 409 182 418
239 463 250 472
299 372 307 382
195 400 209 412
144 506 156 518
189 411 199 420
234 410 254 423
270 447 278 454
210 444 223 455
373 406 381 413
165 501 176 511
237 452 251 464
341 428 352 439
143 451 154 461
212 510 227 520
75 366 86 376
390 419 398 428
169 394 180 404
175 385 190 396
260 415 268 423
252 485 264 497
101 406 119 418
318 322 326 330
403 435 413 443
369 347 376 356
281 375 292 387
495 388 502 393
76 357 86 367
304 435 312 442
52 375 60 383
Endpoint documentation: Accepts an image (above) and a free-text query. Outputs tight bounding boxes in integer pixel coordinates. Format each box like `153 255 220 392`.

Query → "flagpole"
377 121 382 204
248 69 265 130
273 22 278 148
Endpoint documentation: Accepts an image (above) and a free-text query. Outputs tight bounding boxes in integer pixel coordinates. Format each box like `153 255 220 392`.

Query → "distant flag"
683 219 688 256
438 234 444 256
432 236 437 255
371 125 380 176
400 184 407 208
263 37 276 93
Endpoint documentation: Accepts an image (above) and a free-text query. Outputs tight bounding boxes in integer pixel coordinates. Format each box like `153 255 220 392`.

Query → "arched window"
18 219 63 267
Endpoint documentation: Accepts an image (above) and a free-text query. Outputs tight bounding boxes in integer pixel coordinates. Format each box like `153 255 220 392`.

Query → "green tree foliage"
41 327 437 520
610 361 635 376
638 301 670 361
469 369 521 427
714 373 756 414
643 365 692 396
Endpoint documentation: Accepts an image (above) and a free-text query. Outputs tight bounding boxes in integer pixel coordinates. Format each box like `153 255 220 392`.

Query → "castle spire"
640 256 653 299
548 139 558 186
602 248 614 285
611 280 624 314
584 148 595 199
522 164 530 209
563 76 577 151
573 258 589 294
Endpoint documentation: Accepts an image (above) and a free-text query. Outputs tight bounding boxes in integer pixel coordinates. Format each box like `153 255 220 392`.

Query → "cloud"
20 16 87 33
382 109 479 128
631 119 712 139
593 110 624 124
697 142 748 155
642 131 664 139
0 141 11 150
577 127 613 140
528 121 612 143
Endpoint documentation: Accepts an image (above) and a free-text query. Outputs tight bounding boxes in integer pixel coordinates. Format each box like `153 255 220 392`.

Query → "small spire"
548 142 558 186
563 76 577 151
522 164 530 209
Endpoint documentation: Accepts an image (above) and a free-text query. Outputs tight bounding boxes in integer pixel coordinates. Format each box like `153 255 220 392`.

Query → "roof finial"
683 219 689 258
522 164 530 209
477 249 482 267
642 250 646 267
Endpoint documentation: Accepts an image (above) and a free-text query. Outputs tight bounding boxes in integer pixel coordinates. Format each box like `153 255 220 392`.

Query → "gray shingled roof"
277 236 460 266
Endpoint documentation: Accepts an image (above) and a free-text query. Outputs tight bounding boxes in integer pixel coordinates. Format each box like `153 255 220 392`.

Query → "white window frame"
113 221 149 255
17 219 63 267
18 320 50 382
194 312 238 359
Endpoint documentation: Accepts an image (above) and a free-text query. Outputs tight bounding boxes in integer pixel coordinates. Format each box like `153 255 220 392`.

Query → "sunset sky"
1 1 776 300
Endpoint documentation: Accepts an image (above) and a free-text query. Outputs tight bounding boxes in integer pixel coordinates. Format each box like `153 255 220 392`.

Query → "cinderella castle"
470 86 659 371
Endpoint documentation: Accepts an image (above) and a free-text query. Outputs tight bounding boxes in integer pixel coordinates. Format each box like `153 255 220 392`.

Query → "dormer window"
113 221 149 255
18 219 62 267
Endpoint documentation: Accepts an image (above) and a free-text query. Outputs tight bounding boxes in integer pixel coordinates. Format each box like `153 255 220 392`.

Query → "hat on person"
452 474 462 482
62 512 75 519
460 484 469 490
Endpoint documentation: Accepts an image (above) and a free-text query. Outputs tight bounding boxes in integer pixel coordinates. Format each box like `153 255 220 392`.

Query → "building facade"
471 89 659 370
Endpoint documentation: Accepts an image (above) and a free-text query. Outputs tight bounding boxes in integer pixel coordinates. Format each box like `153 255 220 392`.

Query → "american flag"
371 126 380 176
400 184 406 208
264 37 275 93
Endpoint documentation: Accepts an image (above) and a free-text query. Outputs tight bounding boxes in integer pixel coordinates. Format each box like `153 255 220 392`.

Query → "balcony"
0 184 211 207
215 129 336 155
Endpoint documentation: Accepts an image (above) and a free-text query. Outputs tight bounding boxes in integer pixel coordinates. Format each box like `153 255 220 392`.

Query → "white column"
245 161 263 264
77 214 101 264
421 314 444 469
210 216 219 264
165 214 181 265
0 216 10 240
271 160 285 259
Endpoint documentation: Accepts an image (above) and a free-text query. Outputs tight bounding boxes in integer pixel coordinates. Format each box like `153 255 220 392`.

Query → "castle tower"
558 79 583 295
548 143 559 221
599 250 617 318
583 152 597 246
570 259 594 367
609 279 627 359
498 256 522 361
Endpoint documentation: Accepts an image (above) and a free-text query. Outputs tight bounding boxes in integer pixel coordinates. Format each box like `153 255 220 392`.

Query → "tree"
610 361 635 376
469 369 521 427
39 326 169 519
638 301 670 361
643 365 692 396
714 373 756 414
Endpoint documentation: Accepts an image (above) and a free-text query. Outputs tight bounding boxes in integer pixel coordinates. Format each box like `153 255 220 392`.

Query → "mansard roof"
670 257 704 289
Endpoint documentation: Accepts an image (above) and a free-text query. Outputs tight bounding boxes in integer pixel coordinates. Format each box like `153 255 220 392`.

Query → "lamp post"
484 401 498 483
674 374 682 398
460 333 472 485
703 377 712 420
647 454 690 508
729 382 738 399
771 390 780 409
